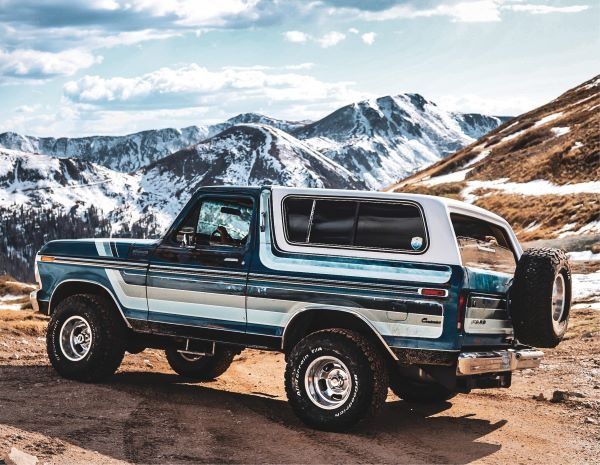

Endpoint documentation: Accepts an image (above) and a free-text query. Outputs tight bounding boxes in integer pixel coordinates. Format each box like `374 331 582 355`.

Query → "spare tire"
510 248 572 348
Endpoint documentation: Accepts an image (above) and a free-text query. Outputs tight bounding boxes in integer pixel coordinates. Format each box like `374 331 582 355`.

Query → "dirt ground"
0 304 598 465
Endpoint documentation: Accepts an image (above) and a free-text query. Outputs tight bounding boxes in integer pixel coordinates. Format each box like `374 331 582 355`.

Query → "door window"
174 197 253 248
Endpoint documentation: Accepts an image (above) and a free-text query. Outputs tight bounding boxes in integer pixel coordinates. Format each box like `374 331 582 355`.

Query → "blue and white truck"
31 186 571 430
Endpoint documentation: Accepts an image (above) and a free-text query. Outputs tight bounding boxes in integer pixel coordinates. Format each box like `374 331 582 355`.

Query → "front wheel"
165 346 236 380
47 294 126 382
284 329 388 431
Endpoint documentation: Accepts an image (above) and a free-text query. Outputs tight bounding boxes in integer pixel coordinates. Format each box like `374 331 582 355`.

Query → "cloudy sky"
0 0 597 136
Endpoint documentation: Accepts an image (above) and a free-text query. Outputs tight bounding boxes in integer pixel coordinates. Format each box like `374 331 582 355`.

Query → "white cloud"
63 64 363 109
354 1 589 23
285 62 315 70
0 48 102 81
503 4 589 15
317 31 346 48
283 30 309 43
348 27 360 34
361 32 376 45
436 92 539 116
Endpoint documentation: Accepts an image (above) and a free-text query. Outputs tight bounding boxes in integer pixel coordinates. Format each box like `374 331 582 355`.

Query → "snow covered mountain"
138 124 365 218
0 126 209 173
0 124 364 235
392 75 600 240
292 94 507 189
211 113 310 134
0 147 139 220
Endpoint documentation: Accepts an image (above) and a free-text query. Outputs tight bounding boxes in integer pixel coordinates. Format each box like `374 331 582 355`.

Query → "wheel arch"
49 279 131 328
281 308 398 361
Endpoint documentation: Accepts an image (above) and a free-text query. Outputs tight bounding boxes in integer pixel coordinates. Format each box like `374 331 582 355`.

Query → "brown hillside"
391 75 600 240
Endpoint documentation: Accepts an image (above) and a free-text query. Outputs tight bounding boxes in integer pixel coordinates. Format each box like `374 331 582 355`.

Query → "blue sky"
0 0 597 136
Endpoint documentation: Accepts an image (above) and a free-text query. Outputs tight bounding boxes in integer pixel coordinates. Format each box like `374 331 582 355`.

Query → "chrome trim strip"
150 264 247 276
44 256 148 271
250 272 424 294
48 279 133 329
249 282 444 307
456 348 543 376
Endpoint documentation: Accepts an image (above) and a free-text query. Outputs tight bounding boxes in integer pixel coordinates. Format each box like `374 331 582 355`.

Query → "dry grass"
0 275 36 296
391 74 600 190
398 181 466 199
562 307 600 340
0 310 48 336
473 193 600 241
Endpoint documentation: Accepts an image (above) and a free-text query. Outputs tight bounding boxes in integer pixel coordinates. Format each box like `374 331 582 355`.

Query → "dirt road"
0 306 598 464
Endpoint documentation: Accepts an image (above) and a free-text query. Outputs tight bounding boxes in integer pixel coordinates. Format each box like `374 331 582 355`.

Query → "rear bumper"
457 348 544 376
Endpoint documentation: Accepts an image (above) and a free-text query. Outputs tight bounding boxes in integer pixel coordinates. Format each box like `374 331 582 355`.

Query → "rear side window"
310 200 356 246
451 214 516 274
355 202 426 251
282 196 428 253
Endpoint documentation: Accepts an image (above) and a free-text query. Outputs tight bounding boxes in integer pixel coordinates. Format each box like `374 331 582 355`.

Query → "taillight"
457 292 467 330
419 288 448 298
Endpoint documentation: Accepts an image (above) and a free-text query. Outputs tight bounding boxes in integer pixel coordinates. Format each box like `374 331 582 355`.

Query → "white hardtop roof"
269 186 510 228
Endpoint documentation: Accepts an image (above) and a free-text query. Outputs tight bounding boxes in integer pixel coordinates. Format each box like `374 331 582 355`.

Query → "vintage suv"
31 186 572 430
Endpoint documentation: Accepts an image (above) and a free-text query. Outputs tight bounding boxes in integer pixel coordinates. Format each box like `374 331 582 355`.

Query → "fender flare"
281 307 398 361
49 279 132 329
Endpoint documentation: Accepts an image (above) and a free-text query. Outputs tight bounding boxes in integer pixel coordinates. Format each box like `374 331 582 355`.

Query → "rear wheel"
47 294 126 382
165 346 236 380
284 329 388 431
510 248 572 348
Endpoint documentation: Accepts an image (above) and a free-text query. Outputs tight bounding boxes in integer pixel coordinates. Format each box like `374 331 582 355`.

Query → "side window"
282 196 428 252
355 202 426 251
450 214 516 274
309 200 356 246
284 197 313 243
175 197 253 248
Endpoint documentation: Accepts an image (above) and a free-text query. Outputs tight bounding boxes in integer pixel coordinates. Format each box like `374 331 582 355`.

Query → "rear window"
283 196 428 253
451 214 516 274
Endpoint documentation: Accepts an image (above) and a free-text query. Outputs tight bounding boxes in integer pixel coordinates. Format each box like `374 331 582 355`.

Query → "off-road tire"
284 329 388 431
165 346 236 380
47 294 126 382
510 248 572 348
389 373 456 403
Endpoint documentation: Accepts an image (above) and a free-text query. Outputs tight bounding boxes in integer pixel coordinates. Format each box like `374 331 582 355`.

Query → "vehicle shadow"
0 365 504 464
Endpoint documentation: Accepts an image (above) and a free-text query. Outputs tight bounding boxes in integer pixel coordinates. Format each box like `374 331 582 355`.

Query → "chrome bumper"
30 290 40 313
457 348 544 376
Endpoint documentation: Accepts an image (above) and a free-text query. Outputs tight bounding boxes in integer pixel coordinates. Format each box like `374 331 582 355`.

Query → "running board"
178 339 215 357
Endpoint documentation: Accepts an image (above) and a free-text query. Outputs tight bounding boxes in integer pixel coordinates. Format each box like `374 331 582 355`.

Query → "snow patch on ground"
464 149 491 168
568 251 600 261
422 168 472 186
572 271 600 303
551 126 570 137
461 179 600 203
534 112 563 127
501 129 526 142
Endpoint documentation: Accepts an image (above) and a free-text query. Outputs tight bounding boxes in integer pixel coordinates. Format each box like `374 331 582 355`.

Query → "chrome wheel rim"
551 274 566 331
59 315 92 362
304 356 353 410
